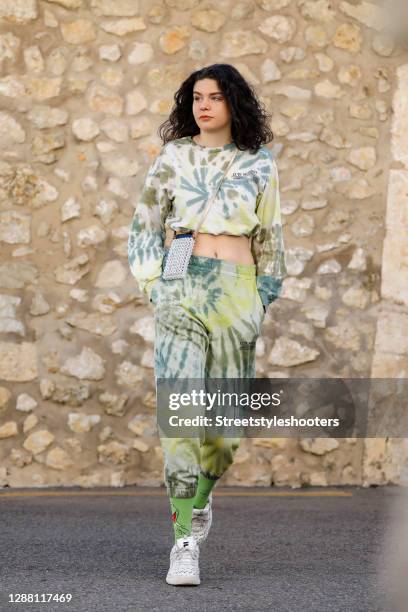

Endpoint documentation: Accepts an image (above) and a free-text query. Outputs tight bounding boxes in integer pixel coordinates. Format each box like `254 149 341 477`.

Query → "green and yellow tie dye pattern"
153 250 264 498
127 136 287 310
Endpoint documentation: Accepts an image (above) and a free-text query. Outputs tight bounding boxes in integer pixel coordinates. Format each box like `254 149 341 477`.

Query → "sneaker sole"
166 574 201 586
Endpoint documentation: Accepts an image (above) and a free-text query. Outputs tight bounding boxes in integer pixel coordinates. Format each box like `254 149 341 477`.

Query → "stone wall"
0 0 406 489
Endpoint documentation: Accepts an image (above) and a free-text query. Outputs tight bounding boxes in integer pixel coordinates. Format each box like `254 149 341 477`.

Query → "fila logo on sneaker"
183 541 189 547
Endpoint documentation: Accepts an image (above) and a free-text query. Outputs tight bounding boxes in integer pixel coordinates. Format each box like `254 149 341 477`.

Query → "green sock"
169 496 195 541
193 472 217 509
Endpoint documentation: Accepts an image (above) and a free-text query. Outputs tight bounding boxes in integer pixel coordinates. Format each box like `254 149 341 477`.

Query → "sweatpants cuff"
200 469 221 481
167 484 197 498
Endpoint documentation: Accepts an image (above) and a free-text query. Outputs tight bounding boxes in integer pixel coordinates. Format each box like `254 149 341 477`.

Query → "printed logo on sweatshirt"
231 170 259 180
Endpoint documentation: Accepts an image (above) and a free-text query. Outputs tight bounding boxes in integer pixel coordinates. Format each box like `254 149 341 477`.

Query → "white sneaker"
191 492 213 545
166 534 200 586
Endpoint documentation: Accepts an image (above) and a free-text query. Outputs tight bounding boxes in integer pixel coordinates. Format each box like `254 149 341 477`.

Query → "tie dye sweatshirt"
127 135 287 309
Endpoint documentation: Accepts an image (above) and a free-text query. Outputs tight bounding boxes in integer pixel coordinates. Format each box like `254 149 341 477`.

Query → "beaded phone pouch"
162 232 196 280
162 147 238 280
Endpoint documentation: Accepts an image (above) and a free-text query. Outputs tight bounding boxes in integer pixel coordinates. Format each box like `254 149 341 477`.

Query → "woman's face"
192 78 231 132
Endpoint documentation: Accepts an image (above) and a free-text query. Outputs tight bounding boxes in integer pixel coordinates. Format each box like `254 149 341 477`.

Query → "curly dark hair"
157 63 274 155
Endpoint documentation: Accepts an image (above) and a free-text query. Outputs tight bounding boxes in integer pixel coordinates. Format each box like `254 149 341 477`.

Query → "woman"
127 63 287 586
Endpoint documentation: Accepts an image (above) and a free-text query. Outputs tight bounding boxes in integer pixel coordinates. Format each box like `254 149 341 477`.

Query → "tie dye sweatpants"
151 247 266 498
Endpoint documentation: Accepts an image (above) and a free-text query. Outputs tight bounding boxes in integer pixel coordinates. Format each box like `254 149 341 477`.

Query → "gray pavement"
0 485 404 612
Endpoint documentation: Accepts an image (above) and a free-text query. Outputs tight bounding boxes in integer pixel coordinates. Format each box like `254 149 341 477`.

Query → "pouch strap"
194 148 238 235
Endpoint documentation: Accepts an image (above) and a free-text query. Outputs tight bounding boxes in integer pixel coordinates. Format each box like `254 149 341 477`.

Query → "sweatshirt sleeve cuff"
145 277 161 303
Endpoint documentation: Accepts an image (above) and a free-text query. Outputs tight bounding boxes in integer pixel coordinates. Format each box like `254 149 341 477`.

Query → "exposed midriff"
191 232 254 265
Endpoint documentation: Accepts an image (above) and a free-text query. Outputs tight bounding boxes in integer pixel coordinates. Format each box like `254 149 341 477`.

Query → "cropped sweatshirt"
127 135 287 309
